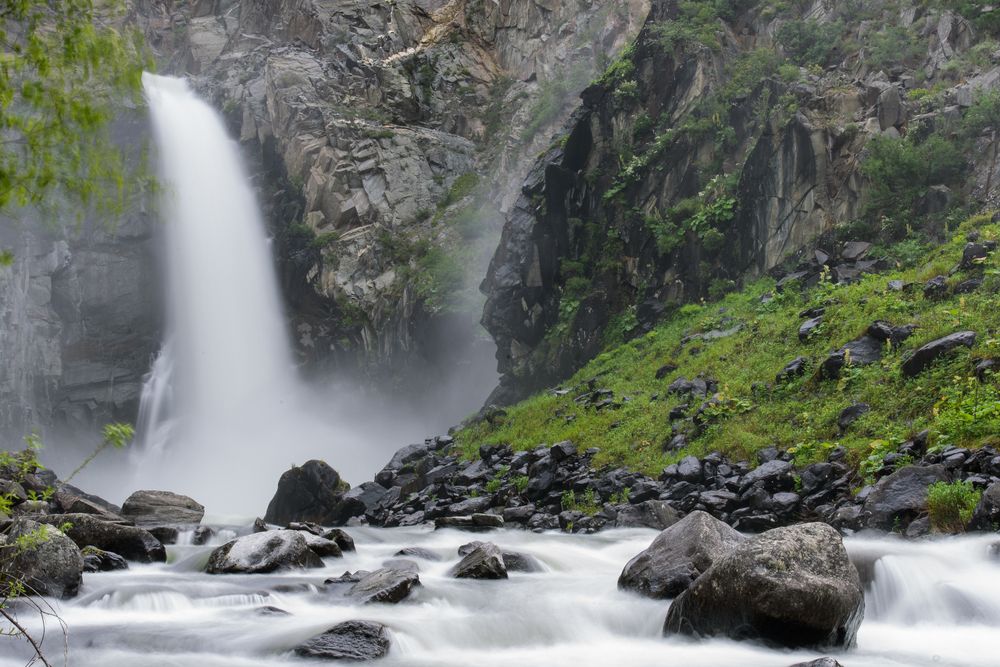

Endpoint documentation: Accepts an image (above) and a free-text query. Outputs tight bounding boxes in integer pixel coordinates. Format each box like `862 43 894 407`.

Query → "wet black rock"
348 567 420 604
618 511 745 599
740 460 795 493
969 482 1000 531
294 620 391 661
820 335 883 379
923 275 949 299
777 357 809 383
192 526 215 545
859 465 950 531
451 541 508 579
663 523 864 648
837 403 870 432
0 519 82 598
121 490 205 526
789 659 845 667
328 482 388 524
901 331 977 377
206 530 324 574
298 531 343 558
961 241 989 268
81 546 129 572
457 541 543 572
614 500 680 530
36 513 166 563
321 528 356 552
799 317 823 341
264 460 349 527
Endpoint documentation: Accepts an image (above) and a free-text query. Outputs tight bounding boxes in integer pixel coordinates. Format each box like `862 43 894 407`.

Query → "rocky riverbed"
1 522 998 667
2 441 1000 666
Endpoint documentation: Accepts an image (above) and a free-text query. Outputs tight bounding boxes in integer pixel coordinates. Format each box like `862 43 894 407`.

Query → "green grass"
458 214 1000 480
927 480 982 533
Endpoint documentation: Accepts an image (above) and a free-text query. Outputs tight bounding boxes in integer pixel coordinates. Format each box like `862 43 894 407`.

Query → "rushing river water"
2 526 997 666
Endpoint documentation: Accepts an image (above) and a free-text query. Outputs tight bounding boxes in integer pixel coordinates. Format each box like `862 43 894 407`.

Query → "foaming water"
3 528 997 667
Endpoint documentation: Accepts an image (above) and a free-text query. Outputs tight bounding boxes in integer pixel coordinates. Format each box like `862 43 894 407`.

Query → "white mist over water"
132 74 374 513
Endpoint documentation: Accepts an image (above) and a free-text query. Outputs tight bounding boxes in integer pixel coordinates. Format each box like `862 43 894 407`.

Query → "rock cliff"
481 0 1000 403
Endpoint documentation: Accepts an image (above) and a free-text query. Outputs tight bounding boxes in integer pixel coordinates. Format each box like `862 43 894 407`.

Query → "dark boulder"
618 510 745 599
923 275 949 299
0 519 83 598
53 484 122 518
969 482 1000 531
36 513 165 563
263 460 347 526
799 317 823 342
451 542 508 579
901 332 976 377
837 403 870 432
614 500 680 530
663 523 864 648
81 546 129 572
789 659 845 667
298 532 343 558
777 357 809 383
348 568 420 604
328 482 388 524
294 621 391 661
321 528 356 552
121 490 205 526
961 241 989 268
394 546 440 561
860 465 950 531
820 336 882 379
457 542 543 572
205 530 324 574
740 460 795 492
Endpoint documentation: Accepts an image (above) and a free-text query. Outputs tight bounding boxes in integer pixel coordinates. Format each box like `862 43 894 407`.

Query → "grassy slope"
458 214 1000 483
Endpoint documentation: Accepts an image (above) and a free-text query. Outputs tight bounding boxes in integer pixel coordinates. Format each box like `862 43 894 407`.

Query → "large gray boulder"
859 465 950 531
450 542 508 579
347 568 420 604
294 620 391 660
663 523 864 649
121 490 204 526
36 513 165 563
618 510 745 599
0 519 83 598
263 460 347 526
205 530 324 574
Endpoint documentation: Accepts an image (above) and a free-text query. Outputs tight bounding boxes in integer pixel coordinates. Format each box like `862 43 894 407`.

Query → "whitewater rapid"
1 527 997 666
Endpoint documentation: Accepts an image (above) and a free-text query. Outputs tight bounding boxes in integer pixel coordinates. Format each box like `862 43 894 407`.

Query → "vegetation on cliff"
461 212 1000 482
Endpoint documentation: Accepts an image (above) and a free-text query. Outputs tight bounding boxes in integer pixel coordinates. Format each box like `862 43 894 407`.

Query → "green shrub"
776 19 842 66
439 173 480 209
927 480 982 533
861 133 966 231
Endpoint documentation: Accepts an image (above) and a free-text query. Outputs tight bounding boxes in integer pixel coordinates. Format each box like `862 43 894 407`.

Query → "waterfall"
133 74 337 513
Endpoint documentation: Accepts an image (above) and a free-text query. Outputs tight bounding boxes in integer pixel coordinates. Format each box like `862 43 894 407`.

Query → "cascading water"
132 74 353 513
2 528 997 667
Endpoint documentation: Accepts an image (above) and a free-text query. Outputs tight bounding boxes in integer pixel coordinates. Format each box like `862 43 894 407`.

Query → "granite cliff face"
481 0 1000 403
136 0 648 390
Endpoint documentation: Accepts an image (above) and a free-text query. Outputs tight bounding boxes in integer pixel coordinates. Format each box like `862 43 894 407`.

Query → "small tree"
0 0 152 266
